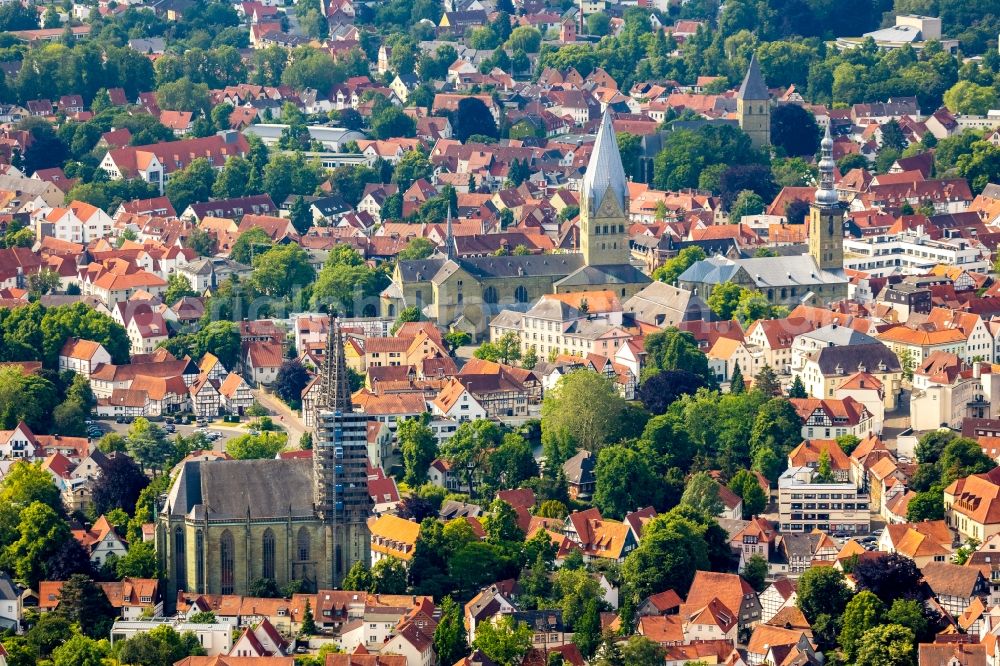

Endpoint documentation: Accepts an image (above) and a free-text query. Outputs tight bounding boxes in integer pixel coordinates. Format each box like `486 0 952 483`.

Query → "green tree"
537 500 568 519
621 510 711 599
126 417 173 474
392 306 421 334
612 636 666 666
472 615 534 666
372 106 416 140
573 598 601 657
55 574 116 639
680 471 723 516
27 269 60 297
815 449 834 483
398 416 438 486
52 634 108 666
770 103 820 157
788 375 807 398
439 418 504 496
542 371 627 453
839 591 887 662
729 189 765 222
594 444 662 519
886 598 931 644
642 327 714 386
586 11 610 35
907 489 944 521
6 501 70 587
742 554 768 592
165 157 216 212
484 499 524 544
226 432 287 459
115 625 206 666
0 369 59 432
854 624 917 666
398 237 437 260
796 566 851 647
729 362 745 394
944 80 1000 115
371 557 408 594
452 97 498 142
707 282 745 320
185 228 217 257
473 332 522 365
117 541 159 578
754 365 782 396
288 196 313 235
729 470 767 519
300 599 317 635
342 560 374 592
434 596 468 666
26 613 73 658
251 244 315 298
164 273 197 304
651 246 705 284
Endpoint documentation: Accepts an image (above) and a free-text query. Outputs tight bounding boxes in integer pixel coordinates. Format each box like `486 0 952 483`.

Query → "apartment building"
778 466 871 534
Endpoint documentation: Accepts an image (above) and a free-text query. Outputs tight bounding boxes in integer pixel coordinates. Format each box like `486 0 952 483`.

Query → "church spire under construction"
317 316 352 414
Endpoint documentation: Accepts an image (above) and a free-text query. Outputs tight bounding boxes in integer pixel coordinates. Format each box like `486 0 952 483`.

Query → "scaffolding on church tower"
313 314 372 584
316 316 353 414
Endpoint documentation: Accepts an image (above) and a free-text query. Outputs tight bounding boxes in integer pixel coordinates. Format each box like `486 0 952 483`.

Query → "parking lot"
93 417 249 453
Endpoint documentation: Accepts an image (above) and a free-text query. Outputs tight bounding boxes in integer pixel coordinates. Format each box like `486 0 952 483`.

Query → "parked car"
115 416 126 424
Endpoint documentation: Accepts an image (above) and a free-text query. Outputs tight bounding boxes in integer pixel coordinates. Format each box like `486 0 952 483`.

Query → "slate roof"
807 343 903 376
738 53 769 101
166 458 315 520
554 263 651 288
582 109 628 214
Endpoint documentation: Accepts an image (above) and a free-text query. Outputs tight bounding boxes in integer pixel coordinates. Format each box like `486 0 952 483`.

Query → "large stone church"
156 320 371 607
381 110 651 336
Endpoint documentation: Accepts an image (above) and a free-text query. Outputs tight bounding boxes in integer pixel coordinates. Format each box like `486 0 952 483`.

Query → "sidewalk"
252 388 307 449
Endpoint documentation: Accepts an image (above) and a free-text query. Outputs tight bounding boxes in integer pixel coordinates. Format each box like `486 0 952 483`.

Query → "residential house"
58 338 112 378
945 467 1000 541
189 375 221 418
921 562 989 618
243 342 283 386
562 508 637 564
72 515 127 568
100 133 251 194
218 373 254 415
679 571 761 633
368 515 420 566
563 451 595 501
790 397 875 440
99 578 162 620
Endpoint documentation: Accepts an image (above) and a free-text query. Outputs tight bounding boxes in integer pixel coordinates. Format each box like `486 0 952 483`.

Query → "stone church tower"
808 125 844 271
737 54 771 149
580 110 630 267
314 317 372 585
156 318 372 608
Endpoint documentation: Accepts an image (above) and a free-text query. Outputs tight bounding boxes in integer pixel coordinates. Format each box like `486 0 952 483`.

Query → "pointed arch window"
262 529 276 581
298 527 311 562
220 530 235 595
483 286 498 304
174 527 185 586
195 530 205 593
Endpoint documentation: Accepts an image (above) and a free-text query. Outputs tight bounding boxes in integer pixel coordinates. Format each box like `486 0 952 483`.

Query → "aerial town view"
4 0 1000 665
